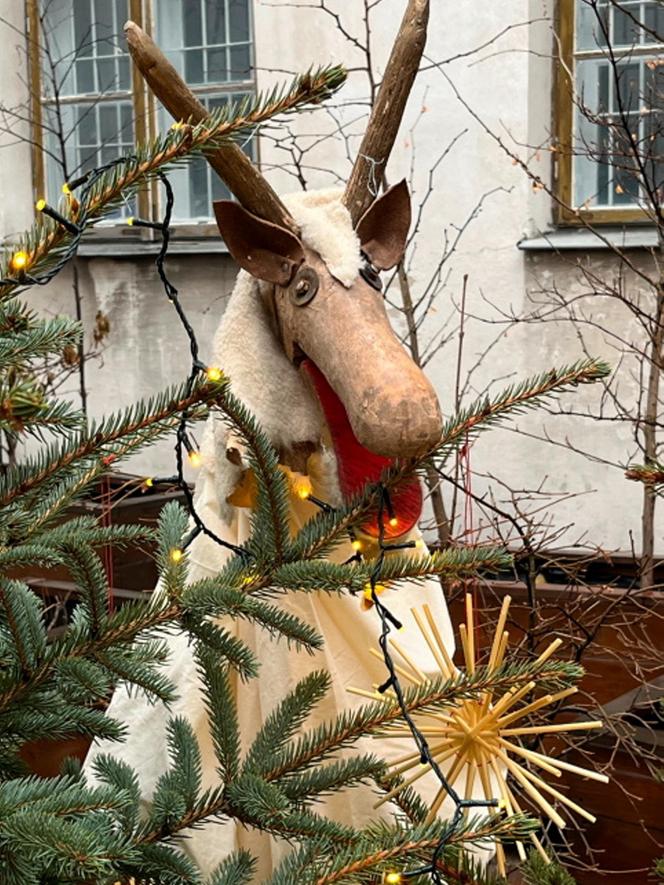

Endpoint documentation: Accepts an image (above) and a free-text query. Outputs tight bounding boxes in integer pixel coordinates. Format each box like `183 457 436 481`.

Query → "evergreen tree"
0 66 609 884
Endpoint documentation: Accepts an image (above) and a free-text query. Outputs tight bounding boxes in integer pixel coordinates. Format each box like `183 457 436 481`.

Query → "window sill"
518 226 660 252
76 238 229 258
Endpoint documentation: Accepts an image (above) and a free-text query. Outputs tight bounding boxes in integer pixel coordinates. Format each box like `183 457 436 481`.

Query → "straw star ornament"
350 594 608 875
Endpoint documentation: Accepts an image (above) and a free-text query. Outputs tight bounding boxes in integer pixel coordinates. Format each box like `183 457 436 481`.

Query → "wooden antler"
124 21 297 233
343 0 429 225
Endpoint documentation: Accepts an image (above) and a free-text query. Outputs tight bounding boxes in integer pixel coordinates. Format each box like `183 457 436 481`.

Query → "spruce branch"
209 851 257 885
0 376 228 510
217 390 292 568
267 817 534 885
0 66 346 300
626 461 664 485
266 659 583 783
0 315 81 368
522 851 577 884
431 358 611 464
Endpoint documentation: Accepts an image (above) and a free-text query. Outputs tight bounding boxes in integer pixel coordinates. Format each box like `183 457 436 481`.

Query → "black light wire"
366 485 499 882
152 172 247 559
0 160 122 290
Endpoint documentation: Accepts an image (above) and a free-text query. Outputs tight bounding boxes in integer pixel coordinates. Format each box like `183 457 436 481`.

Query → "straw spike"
389 638 427 681
412 606 452 676
465 592 475 674
423 603 456 674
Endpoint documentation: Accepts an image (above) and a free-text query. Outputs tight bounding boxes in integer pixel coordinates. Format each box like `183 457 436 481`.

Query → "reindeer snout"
350 372 442 458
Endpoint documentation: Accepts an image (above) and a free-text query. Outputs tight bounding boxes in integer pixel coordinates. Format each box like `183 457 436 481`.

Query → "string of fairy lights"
1 162 131 289
9 161 508 884
139 175 503 883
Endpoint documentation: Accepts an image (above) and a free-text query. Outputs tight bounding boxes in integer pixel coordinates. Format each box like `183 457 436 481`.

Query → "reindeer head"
211 179 440 459
125 0 439 507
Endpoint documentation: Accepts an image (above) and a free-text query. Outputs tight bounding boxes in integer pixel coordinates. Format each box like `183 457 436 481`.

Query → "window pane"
157 92 254 220
575 58 613 207
644 65 664 198
205 0 227 46
96 57 116 91
230 44 251 80
120 102 133 137
572 3 664 210
93 0 115 46
76 104 97 145
596 124 610 205
73 0 93 57
644 1 664 43
42 0 131 98
184 2 203 47
207 47 228 82
185 48 205 84
157 0 252 85
189 156 209 217
613 4 641 47
155 1 254 219
45 99 134 216
576 0 609 50
76 58 95 93
229 0 250 43
99 104 117 144
118 55 130 91
80 145 99 173
613 62 640 114
40 1 133 223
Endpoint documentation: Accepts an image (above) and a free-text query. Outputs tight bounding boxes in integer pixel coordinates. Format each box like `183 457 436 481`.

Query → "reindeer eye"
289 267 319 307
360 260 383 292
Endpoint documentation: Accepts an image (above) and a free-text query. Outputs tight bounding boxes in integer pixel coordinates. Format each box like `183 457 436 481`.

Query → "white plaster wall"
0 1 33 237
253 0 655 554
35 256 241 479
0 0 658 553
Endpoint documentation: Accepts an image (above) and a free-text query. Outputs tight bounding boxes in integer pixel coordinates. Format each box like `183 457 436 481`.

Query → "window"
155 0 254 220
31 0 254 225
555 0 664 223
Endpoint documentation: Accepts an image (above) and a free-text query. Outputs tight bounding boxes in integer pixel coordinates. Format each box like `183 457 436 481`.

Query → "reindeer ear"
355 180 411 271
213 200 305 285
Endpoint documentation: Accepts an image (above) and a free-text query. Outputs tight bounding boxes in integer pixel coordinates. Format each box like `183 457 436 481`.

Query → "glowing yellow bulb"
10 250 29 271
144 477 154 488
171 120 185 130
35 198 46 212
388 517 398 528
169 547 183 564
188 450 202 468
351 539 363 552
363 582 387 601
384 873 402 885
414 539 425 549
62 182 71 195
206 366 223 382
126 216 135 226
294 478 312 500
497 797 508 811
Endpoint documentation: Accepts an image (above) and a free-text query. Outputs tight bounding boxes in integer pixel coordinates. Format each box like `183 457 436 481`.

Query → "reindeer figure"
88 2 464 876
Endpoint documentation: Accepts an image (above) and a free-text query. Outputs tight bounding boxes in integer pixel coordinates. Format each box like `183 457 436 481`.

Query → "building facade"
0 0 659 555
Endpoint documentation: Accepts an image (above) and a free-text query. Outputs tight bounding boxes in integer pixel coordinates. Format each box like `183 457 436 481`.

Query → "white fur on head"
284 188 361 288
211 270 323 451
196 190 360 522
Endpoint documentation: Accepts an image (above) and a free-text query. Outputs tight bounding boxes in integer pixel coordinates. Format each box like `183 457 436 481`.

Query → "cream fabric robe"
86 189 470 878
86 445 456 878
